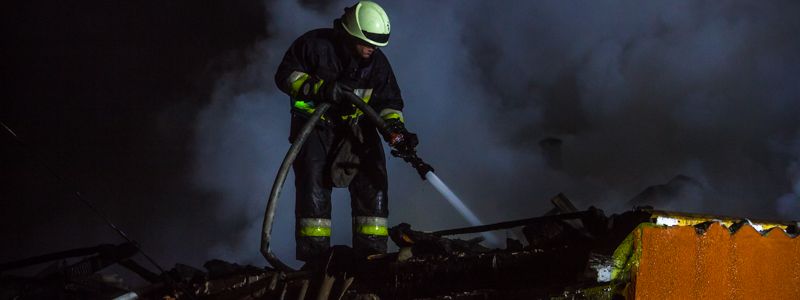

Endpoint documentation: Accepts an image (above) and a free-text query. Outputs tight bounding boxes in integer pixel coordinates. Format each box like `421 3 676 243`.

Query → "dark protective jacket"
274 21 403 261
274 22 405 128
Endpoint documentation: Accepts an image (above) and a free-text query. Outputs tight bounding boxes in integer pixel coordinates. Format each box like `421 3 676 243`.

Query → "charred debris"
2 194 798 300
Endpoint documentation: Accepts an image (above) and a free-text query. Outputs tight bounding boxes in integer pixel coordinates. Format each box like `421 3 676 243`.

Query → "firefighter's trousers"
290 115 389 262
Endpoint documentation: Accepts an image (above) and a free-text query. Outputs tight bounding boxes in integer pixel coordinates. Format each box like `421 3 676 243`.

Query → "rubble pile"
2 194 798 299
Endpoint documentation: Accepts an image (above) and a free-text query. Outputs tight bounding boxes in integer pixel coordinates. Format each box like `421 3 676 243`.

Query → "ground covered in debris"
2 195 798 299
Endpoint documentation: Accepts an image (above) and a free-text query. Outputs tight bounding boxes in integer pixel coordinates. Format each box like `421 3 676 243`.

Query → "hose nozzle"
391 149 434 180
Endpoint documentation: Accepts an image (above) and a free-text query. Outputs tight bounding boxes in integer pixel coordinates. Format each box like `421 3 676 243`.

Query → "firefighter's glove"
386 120 418 156
299 77 351 105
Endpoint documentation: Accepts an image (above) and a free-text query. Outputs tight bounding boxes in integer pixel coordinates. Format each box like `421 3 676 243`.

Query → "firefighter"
274 1 418 265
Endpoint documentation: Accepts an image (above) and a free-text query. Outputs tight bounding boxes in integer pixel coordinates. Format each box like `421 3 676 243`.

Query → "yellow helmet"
341 1 391 47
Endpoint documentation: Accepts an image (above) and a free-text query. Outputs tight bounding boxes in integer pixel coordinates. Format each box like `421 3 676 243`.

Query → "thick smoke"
456 0 800 218
194 0 800 267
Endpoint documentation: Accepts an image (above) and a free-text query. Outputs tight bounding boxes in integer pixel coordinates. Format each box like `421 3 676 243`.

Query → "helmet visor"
362 30 389 45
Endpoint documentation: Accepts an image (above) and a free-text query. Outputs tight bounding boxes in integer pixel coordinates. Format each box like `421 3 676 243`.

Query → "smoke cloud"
193 0 800 268
457 0 800 218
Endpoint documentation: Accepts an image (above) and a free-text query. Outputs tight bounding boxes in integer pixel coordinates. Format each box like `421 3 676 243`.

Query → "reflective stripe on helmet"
353 216 388 236
299 218 332 237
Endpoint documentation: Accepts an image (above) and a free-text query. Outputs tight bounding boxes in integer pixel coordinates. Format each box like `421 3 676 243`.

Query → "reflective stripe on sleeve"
299 218 332 237
287 71 325 114
353 88 373 100
338 88 374 121
288 71 324 97
379 108 404 123
293 100 316 114
287 71 310 96
353 216 388 236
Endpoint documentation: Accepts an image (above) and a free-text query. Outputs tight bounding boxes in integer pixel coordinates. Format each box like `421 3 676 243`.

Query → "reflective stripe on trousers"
353 216 388 236
298 218 332 237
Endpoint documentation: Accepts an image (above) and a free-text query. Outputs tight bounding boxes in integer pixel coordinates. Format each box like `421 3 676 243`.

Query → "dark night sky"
3 0 800 275
2 0 268 269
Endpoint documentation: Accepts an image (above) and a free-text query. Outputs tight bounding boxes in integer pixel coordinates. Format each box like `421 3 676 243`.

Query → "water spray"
425 173 482 226
391 149 500 245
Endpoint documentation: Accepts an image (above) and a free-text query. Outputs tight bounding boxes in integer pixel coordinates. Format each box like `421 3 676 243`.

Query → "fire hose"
260 91 433 271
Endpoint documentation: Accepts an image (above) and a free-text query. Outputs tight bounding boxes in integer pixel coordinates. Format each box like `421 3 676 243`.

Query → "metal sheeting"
620 222 800 299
